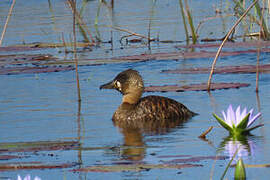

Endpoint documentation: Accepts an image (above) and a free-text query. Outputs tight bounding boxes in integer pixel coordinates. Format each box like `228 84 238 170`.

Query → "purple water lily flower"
213 105 263 135
222 105 261 128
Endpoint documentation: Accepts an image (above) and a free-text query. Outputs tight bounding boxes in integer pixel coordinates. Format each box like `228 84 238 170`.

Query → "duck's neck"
122 91 142 104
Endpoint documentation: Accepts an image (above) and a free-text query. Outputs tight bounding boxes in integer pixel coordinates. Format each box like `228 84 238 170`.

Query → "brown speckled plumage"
100 69 197 132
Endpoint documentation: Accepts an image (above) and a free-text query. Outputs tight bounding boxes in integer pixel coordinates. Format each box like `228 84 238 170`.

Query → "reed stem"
207 0 259 91
72 0 81 102
0 0 16 47
179 0 189 44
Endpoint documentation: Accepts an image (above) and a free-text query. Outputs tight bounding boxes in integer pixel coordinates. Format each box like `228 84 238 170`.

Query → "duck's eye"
115 81 122 91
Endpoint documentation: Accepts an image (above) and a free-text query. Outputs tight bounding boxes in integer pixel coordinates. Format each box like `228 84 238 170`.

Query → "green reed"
178 0 197 44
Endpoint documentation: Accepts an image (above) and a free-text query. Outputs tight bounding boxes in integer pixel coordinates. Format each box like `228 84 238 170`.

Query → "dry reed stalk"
71 0 81 102
111 0 114 9
0 0 16 47
61 32 68 53
112 26 154 41
67 0 95 45
207 0 259 91
198 126 213 139
256 0 267 92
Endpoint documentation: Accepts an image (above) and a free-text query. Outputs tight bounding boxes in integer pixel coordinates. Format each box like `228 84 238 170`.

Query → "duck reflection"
115 116 190 161
219 135 258 161
119 127 145 161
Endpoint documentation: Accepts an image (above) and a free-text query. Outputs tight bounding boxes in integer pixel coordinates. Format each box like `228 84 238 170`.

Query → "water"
1 0 270 179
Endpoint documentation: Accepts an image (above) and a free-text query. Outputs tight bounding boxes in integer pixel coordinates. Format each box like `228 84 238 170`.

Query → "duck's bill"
100 81 115 90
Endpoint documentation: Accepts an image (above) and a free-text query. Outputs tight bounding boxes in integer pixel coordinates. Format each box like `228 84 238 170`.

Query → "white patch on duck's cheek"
115 81 122 91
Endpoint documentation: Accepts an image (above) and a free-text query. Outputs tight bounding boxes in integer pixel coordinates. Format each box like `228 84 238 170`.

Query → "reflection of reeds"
0 0 16 46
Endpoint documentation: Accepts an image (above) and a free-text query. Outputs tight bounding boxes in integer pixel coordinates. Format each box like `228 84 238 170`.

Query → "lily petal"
222 110 230 127
247 112 261 128
227 105 235 126
240 108 247 121
222 110 227 121
235 105 241 126
249 109 254 117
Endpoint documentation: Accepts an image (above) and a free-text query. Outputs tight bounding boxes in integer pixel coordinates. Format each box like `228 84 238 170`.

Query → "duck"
100 69 197 131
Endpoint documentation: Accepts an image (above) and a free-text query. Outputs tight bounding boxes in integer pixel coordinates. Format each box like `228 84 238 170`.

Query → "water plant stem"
72 0 81 102
112 26 154 41
184 0 197 44
207 0 259 91
94 0 102 42
0 0 16 47
179 0 189 44
61 32 68 54
67 0 95 44
148 0 156 50
198 126 213 139
256 0 266 92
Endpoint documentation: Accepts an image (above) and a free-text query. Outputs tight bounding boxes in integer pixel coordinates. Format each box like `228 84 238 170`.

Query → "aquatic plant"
233 0 270 40
17 175 41 180
234 158 246 180
213 105 262 136
178 0 197 44
207 0 260 91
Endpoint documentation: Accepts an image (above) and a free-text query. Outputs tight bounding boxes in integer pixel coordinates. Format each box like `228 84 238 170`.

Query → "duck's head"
100 69 144 104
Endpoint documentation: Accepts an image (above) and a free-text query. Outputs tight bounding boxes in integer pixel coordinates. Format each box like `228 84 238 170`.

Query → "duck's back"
113 95 196 130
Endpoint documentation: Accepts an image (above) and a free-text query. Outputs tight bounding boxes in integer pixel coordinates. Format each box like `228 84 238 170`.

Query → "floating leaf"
0 66 74 75
162 64 270 74
0 141 80 153
72 164 202 172
0 162 76 171
144 83 249 92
